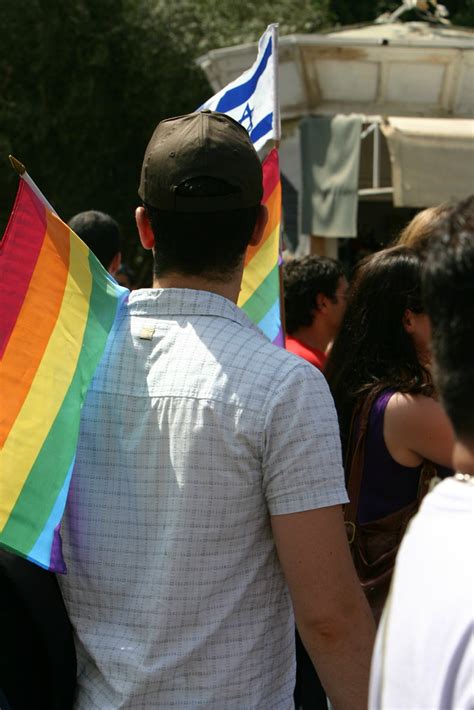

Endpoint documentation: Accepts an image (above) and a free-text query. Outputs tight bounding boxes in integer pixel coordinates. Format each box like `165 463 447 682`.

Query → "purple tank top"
357 389 421 524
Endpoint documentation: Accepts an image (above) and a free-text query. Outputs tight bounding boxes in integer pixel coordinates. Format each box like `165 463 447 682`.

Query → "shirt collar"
128 288 259 332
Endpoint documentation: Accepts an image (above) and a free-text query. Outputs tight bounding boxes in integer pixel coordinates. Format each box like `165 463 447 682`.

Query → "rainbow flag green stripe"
240 263 279 325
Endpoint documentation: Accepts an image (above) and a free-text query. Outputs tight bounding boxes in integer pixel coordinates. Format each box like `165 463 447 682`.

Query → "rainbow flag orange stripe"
0 178 128 572
238 148 283 345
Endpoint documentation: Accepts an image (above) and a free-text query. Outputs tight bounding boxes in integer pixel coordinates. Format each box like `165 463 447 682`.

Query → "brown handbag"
344 390 436 624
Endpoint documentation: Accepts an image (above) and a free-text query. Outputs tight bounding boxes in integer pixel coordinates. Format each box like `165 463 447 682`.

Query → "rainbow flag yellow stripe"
238 148 283 345
0 179 128 572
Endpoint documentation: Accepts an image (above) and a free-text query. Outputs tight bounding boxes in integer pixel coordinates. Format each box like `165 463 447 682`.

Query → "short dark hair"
144 177 260 281
283 256 345 333
68 211 120 270
422 195 474 441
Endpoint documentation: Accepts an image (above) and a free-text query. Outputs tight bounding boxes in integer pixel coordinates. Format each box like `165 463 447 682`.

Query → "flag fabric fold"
0 178 128 573
238 148 283 346
199 24 279 153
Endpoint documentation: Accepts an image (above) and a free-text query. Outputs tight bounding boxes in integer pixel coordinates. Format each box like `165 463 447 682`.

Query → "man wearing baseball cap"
59 111 374 709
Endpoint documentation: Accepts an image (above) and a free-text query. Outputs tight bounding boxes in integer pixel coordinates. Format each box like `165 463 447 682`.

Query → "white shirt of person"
369 475 474 710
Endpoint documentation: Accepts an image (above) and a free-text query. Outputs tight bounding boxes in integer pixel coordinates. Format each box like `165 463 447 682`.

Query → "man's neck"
452 438 474 475
290 324 330 354
153 268 243 305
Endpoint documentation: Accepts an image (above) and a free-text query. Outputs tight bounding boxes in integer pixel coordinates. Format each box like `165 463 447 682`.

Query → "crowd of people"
0 109 472 710
284 201 473 708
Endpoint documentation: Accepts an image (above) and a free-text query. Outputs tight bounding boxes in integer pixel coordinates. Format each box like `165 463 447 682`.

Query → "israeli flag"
199 24 280 153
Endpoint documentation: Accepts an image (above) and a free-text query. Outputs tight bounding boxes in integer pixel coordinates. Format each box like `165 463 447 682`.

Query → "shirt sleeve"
262 361 348 516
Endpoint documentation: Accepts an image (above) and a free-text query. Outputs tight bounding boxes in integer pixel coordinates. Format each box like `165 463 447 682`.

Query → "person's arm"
384 392 455 468
271 505 376 710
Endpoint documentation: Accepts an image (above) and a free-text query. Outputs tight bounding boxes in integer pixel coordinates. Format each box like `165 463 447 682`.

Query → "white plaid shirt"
60 288 347 709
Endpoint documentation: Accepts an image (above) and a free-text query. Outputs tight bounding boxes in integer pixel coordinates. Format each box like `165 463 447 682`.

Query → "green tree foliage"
154 0 333 55
328 0 474 27
449 0 474 26
0 0 210 281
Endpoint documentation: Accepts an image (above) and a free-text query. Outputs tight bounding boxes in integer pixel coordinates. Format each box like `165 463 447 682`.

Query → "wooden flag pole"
9 155 57 214
270 25 286 346
9 155 26 176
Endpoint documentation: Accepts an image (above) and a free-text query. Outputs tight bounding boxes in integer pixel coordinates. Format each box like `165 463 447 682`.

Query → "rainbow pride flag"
0 175 128 573
238 147 283 346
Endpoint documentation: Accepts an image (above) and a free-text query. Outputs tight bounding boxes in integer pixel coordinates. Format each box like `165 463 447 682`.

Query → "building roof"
197 21 474 119
325 21 474 48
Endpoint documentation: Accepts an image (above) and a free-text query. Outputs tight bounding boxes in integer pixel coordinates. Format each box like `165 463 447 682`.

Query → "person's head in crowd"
397 203 451 253
115 263 135 290
68 210 121 274
135 111 266 293
422 195 474 472
283 255 348 359
325 246 432 449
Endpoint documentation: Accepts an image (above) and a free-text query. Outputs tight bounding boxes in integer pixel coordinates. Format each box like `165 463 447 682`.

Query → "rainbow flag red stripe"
0 178 128 572
238 148 283 345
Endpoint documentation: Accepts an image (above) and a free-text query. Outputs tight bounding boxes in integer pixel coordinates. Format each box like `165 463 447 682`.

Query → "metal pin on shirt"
139 326 155 340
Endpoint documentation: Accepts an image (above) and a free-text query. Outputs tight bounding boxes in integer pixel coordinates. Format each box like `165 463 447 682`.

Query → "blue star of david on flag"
239 104 254 133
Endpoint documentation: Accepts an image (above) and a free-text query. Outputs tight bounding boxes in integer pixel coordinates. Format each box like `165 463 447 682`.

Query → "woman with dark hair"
325 246 454 619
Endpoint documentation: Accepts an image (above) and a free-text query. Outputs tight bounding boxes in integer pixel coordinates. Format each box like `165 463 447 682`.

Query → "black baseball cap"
138 111 263 212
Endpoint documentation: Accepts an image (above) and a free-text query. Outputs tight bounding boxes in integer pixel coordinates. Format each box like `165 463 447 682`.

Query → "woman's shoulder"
386 390 439 419
384 390 455 468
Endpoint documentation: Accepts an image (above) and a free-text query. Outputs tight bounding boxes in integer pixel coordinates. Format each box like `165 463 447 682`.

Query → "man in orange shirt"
283 255 348 370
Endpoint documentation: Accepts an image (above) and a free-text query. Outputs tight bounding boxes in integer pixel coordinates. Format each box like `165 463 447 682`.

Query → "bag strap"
344 388 381 525
416 459 437 501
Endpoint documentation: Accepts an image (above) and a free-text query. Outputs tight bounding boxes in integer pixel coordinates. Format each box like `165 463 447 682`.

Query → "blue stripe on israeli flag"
215 39 272 113
250 113 273 146
199 25 277 153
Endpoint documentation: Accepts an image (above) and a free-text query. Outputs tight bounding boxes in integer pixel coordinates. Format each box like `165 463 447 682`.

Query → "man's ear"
135 206 155 250
403 308 415 333
315 293 327 312
248 204 268 247
109 251 121 276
